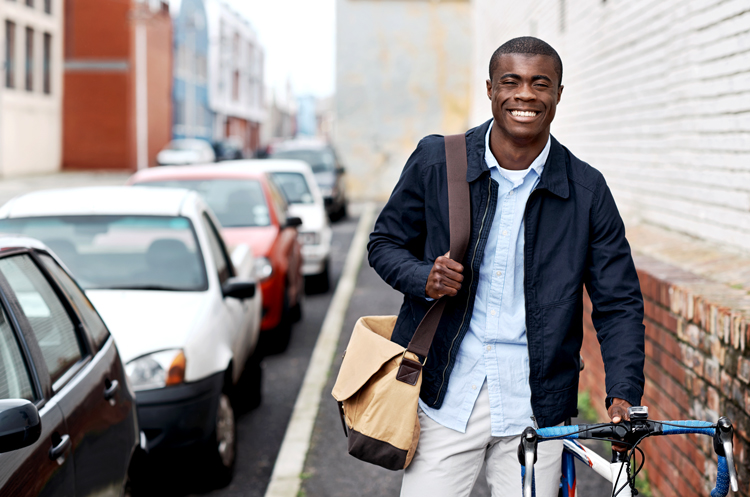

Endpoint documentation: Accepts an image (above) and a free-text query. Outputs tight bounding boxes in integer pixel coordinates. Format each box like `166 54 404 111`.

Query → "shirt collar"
484 120 550 184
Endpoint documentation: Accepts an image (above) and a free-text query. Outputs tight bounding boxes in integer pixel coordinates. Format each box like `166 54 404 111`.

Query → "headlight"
255 256 273 280
298 231 320 246
125 349 186 391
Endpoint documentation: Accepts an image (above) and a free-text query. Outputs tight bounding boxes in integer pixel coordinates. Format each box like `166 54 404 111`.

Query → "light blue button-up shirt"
419 123 550 436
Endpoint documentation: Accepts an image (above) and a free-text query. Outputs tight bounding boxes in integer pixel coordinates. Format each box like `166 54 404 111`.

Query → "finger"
438 267 464 284
436 255 464 273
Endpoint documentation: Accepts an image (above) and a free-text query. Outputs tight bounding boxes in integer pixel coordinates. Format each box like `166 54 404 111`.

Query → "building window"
232 70 239 101
5 20 15 89
43 32 50 94
25 26 33 91
44 0 50 14
25 0 32 7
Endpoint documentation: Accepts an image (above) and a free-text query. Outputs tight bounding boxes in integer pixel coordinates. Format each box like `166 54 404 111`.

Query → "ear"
486 79 492 100
557 84 564 104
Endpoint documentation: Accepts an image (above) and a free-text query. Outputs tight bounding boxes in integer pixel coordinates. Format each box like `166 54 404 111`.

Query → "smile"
510 110 539 117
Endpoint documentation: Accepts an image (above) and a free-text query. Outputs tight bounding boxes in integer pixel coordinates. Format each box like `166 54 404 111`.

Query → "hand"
608 397 632 453
425 252 464 299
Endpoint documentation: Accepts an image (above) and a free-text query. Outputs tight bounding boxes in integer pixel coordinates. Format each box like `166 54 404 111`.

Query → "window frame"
5 20 15 89
200 211 235 285
0 248 94 397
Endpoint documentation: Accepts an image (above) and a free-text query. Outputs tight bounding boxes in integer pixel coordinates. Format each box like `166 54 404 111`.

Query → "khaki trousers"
401 382 563 497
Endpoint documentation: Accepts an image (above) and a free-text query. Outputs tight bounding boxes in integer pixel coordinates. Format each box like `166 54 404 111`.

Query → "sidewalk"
0 171 131 205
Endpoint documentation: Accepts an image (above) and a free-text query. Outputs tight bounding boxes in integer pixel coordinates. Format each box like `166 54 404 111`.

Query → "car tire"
234 351 263 413
290 296 303 323
267 292 293 354
206 391 236 487
305 259 330 294
338 202 348 220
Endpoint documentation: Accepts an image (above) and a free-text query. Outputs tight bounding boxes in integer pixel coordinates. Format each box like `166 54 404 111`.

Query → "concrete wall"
472 0 750 254
336 0 472 200
0 0 63 177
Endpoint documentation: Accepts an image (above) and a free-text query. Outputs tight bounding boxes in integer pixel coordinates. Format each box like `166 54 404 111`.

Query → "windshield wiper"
95 284 188 291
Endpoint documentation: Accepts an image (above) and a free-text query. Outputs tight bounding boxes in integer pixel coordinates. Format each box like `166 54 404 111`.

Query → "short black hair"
489 36 563 86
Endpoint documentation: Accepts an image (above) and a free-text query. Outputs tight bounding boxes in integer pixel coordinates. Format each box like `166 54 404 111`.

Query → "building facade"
335 0 472 199
0 0 63 176
63 0 172 171
205 0 265 156
172 0 211 142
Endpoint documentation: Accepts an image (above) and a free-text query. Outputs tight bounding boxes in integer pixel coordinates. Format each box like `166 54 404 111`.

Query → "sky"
172 0 336 98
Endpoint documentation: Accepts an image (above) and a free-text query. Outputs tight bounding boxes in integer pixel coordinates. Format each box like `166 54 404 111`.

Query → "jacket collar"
465 119 570 199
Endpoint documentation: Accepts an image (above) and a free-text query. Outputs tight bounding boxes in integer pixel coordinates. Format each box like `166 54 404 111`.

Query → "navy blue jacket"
367 119 645 428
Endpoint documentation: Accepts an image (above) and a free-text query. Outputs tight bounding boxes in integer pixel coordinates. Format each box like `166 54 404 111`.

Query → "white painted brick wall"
471 0 750 253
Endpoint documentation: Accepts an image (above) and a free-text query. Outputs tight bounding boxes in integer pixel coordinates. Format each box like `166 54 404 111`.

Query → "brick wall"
471 0 750 253
580 252 750 496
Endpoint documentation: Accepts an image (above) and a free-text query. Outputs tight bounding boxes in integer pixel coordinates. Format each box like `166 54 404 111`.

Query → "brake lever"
518 427 538 497
714 417 739 492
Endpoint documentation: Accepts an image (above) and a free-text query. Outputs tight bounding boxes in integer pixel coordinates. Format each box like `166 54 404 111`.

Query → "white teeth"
511 110 537 117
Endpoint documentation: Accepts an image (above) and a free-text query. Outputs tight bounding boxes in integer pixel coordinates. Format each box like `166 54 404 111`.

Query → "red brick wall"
579 254 750 496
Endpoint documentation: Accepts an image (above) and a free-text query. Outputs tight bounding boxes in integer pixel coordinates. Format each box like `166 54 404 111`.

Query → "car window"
266 179 288 226
0 305 34 401
0 255 84 386
201 213 234 284
271 172 315 205
137 179 271 228
0 215 208 292
39 254 110 349
269 148 336 173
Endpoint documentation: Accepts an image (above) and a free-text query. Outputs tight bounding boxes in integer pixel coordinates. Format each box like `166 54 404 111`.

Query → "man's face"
486 53 563 144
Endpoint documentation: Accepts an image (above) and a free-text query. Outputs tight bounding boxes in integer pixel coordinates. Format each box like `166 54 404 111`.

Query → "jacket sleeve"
584 176 645 409
367 141 434 298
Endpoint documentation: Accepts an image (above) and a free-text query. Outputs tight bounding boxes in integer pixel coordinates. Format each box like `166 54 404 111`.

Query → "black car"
212 138 244 161
0 236 139 497
269 140 348 221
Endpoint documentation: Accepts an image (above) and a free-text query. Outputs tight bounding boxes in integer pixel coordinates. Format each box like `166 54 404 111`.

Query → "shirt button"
486 345 492 351
490 309 496 316
502 230 508 236
508 190 514 196
472 385 477 390
496 271 502 276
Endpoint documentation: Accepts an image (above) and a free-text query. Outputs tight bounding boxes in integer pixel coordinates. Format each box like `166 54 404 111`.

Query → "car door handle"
104 379 120 401
49 434 71 461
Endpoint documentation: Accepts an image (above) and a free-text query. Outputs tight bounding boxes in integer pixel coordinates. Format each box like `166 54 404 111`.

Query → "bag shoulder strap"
405 133 470 359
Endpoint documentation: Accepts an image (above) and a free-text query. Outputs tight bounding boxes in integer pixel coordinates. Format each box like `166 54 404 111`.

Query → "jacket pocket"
539 299 582 394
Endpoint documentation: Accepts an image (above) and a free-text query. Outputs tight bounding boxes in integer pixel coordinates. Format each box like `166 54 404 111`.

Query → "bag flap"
332 316 403 401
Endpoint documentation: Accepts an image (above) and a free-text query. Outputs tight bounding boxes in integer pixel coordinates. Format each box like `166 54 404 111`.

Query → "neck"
489 123 549 171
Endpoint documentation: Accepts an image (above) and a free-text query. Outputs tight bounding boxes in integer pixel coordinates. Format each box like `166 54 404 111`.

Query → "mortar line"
263 202 377 497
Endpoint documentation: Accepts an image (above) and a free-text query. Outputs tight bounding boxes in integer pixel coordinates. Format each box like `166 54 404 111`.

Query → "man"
367 37 645 496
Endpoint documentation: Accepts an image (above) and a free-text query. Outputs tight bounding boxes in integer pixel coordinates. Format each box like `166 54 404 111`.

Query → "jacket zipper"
433 174 493 405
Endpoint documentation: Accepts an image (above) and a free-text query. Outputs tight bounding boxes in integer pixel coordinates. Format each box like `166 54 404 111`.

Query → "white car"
223 159 333 292
0 186 262 483
157 139 216 166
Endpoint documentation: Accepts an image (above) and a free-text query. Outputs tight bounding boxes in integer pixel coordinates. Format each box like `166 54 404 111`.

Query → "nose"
515 83 536 101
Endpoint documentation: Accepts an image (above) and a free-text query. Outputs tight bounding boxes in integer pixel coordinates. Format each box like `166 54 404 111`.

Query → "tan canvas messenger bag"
331 134 471 471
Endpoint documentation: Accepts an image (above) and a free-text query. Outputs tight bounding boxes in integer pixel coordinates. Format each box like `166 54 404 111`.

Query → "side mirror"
336 166 345 175
222 277 256 300
286 217 303 228
0 399 41 453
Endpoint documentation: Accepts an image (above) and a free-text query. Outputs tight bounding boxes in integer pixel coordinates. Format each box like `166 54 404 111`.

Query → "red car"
128 165 304 350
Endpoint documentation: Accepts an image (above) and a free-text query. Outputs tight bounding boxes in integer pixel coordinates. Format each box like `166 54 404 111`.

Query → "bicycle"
517 406 739 497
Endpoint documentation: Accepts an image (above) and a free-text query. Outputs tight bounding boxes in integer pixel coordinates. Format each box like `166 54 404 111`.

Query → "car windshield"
269 149 335 173
166 140 203 151
271 172 314 205
0 216 207 291
138 179 271 228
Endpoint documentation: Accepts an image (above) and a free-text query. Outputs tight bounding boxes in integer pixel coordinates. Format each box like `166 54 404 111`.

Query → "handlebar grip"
660 420 715 436
536 425 580 439
710 456 730 497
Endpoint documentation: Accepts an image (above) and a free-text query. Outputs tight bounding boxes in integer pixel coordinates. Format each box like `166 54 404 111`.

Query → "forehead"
493 53 557 80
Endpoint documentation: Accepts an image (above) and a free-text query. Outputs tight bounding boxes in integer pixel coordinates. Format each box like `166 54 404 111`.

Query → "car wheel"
338 202 348 220
267 292 292 354
305 259 330 294
206 392 236 487
234 351 263 414
290 296 303 323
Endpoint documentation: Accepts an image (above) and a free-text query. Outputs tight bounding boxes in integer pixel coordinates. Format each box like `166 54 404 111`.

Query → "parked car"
213 137 244 161
127 165 305 349
242 159 333 293
0 186 262 484
0 235 139 497
269 139 348 221
157 139 216 166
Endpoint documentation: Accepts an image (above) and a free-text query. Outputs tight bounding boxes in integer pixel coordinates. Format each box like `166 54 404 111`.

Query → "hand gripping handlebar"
519 415 738 497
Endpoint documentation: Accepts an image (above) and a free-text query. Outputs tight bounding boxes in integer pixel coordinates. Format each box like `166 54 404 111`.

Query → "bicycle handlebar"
522 416 738 497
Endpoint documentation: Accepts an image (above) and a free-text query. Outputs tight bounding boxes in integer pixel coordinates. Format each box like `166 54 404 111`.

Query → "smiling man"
368 37 645 496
